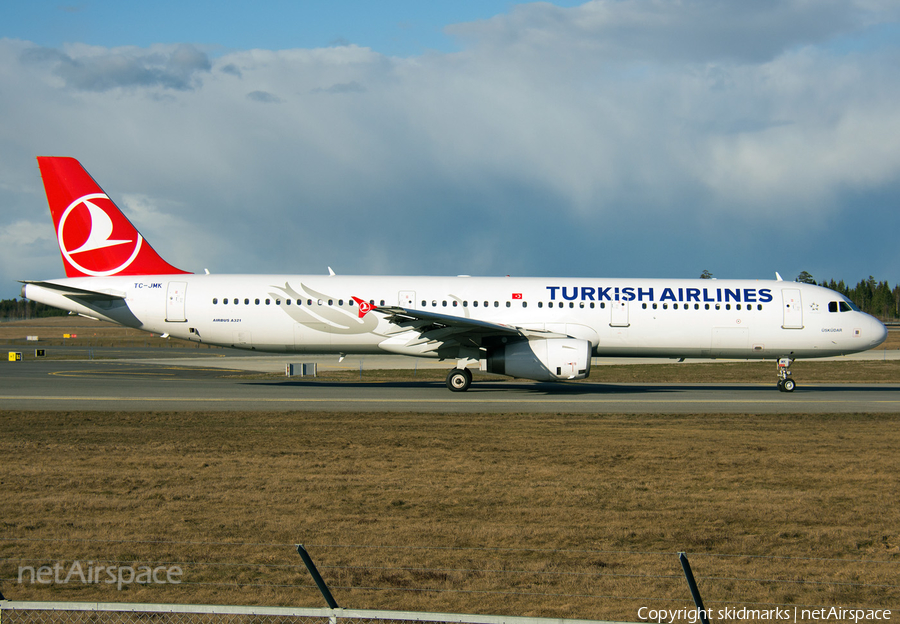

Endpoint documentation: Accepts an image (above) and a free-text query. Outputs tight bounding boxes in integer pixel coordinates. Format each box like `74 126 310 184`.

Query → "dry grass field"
2 318 899 621
1 410 898 622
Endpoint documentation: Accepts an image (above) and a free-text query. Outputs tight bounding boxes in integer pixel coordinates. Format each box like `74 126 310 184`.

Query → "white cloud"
2 0 900 298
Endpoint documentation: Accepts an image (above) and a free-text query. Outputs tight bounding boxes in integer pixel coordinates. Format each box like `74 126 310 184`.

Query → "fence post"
678 552 710 624
296 544 339 609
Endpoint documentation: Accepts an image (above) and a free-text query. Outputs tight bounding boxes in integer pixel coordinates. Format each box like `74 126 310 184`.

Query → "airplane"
21 156 888 392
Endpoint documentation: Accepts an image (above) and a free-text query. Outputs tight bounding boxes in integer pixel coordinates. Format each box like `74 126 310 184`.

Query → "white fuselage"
23 275 888 361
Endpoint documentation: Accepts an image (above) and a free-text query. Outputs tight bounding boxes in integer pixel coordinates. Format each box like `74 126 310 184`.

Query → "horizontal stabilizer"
20 280 126 302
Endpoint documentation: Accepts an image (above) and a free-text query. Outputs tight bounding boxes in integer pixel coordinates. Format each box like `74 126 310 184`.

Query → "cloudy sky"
3 0 900 299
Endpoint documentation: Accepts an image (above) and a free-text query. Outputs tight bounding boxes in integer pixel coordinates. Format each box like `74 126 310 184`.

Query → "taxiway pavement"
2 357 899 414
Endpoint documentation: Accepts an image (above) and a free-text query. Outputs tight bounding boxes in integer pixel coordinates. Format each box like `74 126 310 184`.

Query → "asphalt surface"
2 356 899 413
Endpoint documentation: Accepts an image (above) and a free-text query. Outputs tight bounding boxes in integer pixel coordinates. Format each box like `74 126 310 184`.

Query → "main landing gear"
446 368 473 392
776 357 796 392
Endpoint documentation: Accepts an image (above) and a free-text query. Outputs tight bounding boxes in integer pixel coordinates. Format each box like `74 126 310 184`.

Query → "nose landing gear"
776 357 795 392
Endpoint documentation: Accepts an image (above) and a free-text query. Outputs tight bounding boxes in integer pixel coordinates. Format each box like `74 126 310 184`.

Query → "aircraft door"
166 281 187 322
782 288 803 329
399 291 416 308
610 300 629 327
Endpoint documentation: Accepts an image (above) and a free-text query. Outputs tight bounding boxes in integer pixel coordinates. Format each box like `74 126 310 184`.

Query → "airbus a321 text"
22 157 888 392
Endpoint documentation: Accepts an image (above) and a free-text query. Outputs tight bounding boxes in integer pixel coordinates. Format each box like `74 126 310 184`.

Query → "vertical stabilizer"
37 156 191 277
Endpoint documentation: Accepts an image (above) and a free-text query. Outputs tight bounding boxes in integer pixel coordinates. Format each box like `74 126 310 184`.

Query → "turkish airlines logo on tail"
58 193 144 276
352 296 374 318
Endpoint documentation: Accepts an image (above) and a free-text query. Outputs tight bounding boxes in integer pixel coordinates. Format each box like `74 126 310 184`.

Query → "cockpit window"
839 301 853 312
829 300 859 313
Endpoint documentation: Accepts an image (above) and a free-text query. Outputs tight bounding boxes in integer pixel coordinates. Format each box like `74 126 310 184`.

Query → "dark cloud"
20 43 211 91
311 81 366 94
220 63 242 77
247 90 282 103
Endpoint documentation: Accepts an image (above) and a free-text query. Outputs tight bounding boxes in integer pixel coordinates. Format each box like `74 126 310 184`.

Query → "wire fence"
1 538 897 622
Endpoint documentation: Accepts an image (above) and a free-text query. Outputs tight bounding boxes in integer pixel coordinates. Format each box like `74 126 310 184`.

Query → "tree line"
0 298 68 321
3 272 899 321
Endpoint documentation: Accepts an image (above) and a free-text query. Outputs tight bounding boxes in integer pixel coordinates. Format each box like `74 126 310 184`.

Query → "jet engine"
481 338 591 381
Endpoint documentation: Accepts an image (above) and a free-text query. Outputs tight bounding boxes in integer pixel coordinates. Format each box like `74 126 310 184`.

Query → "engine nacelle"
481 338 591 382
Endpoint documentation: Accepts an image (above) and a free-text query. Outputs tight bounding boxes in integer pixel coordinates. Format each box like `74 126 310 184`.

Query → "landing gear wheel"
776 357 795 393
446 368 472 392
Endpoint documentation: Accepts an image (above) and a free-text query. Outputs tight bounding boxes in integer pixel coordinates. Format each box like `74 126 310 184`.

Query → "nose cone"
866 314 888 349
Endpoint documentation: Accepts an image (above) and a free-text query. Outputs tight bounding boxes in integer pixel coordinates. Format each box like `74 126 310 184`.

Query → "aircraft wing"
374 305 567 354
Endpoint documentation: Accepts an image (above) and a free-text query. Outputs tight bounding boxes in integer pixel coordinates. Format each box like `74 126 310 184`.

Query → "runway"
2 357 899 413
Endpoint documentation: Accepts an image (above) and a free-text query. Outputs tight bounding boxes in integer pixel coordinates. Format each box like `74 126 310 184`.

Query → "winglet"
775 272 783 281
37 157 191 277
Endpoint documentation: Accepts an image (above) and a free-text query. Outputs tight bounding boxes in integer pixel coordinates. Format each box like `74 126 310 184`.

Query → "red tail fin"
37 157 191 277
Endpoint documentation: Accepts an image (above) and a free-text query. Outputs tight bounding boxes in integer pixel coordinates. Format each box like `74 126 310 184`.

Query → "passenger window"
522 302 527 308
212 298 218 304
590 302 595 309
494 301 499 307
453 301 458 307
704 304 709 310
255 298 260 305
506 302 511 308
233 298 238 305
642 303 647 309
442 301 447 307
266 299 270 305
674 303 679 310
538 302 543 308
